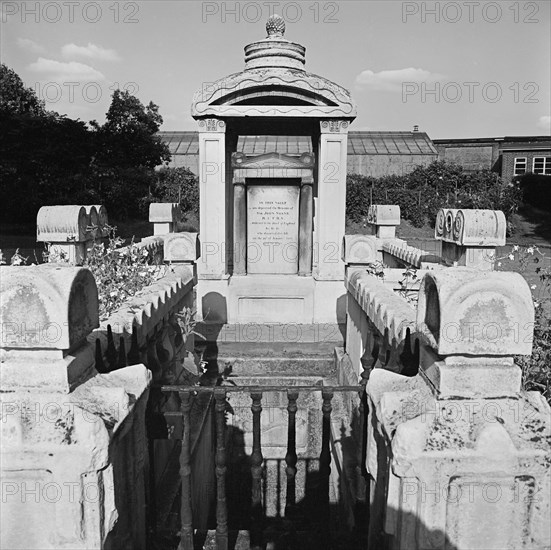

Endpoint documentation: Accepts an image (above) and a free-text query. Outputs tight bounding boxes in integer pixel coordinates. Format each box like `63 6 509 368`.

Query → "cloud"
29 58 105 81
536 115 550 133
61 43 121 62
355 67 444 92
17 38 46 54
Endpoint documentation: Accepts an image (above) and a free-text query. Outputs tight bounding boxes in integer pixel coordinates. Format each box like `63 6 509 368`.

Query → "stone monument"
191 15 357 325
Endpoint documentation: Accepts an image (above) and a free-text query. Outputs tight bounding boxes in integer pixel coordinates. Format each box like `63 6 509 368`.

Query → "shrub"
346 161 523 229
496 245 551 404
83 226 164 320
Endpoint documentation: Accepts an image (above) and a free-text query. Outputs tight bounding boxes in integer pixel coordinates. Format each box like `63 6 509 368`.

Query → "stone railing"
343 205 506 275
0 202 200 550
339 207 551 549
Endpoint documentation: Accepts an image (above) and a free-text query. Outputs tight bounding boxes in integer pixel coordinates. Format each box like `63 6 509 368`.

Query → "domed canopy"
191 15 356 119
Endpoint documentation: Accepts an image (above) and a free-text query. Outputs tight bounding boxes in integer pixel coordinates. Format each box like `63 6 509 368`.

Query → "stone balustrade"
0 211 201 549
343 205 442 274
339 207 550 550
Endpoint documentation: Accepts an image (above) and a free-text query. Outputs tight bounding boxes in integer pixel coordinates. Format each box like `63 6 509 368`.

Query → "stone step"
198 528 366 550
196 322 345 345
195 341 337 377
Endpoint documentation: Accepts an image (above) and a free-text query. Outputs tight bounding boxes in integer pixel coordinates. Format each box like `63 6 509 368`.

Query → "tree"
0 65 96 222
0 63 47 116
91 90 170 170
88 90 171 219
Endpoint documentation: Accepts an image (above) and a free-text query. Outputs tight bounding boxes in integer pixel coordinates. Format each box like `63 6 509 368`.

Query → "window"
533 156 551 175
514 157 527 176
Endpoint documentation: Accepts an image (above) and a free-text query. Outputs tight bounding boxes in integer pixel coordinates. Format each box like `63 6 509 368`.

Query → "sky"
2 0 550 138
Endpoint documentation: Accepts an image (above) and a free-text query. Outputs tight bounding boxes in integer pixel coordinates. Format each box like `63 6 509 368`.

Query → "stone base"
0 365 151 550
197 275 346 324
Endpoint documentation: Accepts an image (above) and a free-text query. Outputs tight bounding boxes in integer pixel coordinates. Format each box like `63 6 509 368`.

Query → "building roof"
433 136 551 145
157 131 437 156
347 131 437 155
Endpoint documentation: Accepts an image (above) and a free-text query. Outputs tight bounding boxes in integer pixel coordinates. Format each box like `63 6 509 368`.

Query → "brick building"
433 136 551 181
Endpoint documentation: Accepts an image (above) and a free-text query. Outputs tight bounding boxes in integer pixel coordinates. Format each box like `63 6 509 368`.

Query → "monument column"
298 176 313 276
233 176 247 275
315 119 350 280
197 118 226 278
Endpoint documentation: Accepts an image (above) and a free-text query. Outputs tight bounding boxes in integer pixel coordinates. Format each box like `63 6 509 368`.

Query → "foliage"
149 166 200 216
90 90 169 171
515 173 551 212
83 226 165 320
0 65 172 222
496 245 551 404
0 63 48 116
346 161 522 229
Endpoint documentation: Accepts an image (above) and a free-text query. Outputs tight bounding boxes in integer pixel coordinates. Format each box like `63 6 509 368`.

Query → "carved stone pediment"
232 151 314 169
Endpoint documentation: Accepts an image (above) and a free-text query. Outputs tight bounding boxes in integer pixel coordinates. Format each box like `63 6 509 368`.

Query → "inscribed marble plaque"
247 185 299 274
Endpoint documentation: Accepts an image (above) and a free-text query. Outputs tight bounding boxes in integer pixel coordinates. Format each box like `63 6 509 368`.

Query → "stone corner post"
435 208 506 270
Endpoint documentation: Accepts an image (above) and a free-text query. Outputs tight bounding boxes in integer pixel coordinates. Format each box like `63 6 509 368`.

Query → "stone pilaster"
316 120 350 280
298 176 313 276
233 176 247 275
197 118 227 279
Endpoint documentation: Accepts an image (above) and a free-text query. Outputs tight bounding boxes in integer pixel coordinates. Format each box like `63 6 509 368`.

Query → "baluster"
179 389 193 550
106 324 117 371
118 336 127 369
127 325 140 365
95 339 107 374
214 389 228 550
319 389 333 544
358 355 370 491
285 391 298 518
250 391 264 549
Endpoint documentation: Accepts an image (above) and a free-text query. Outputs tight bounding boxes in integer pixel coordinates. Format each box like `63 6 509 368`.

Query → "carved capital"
320 120 349 134
197 118 226 132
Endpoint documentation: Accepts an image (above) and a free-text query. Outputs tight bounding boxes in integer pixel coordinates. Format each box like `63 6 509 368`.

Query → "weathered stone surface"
84 204 109 237
367 204 400 226
341 235 379 265
0 265 99 351
366 368 551 550
0 364 151 550
37 205 90 243
148 202 180 223
37 205 109 264
417 268 534 356
382 241 442 269
164 232 200 263
435 208 506 246
346 270 416 343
